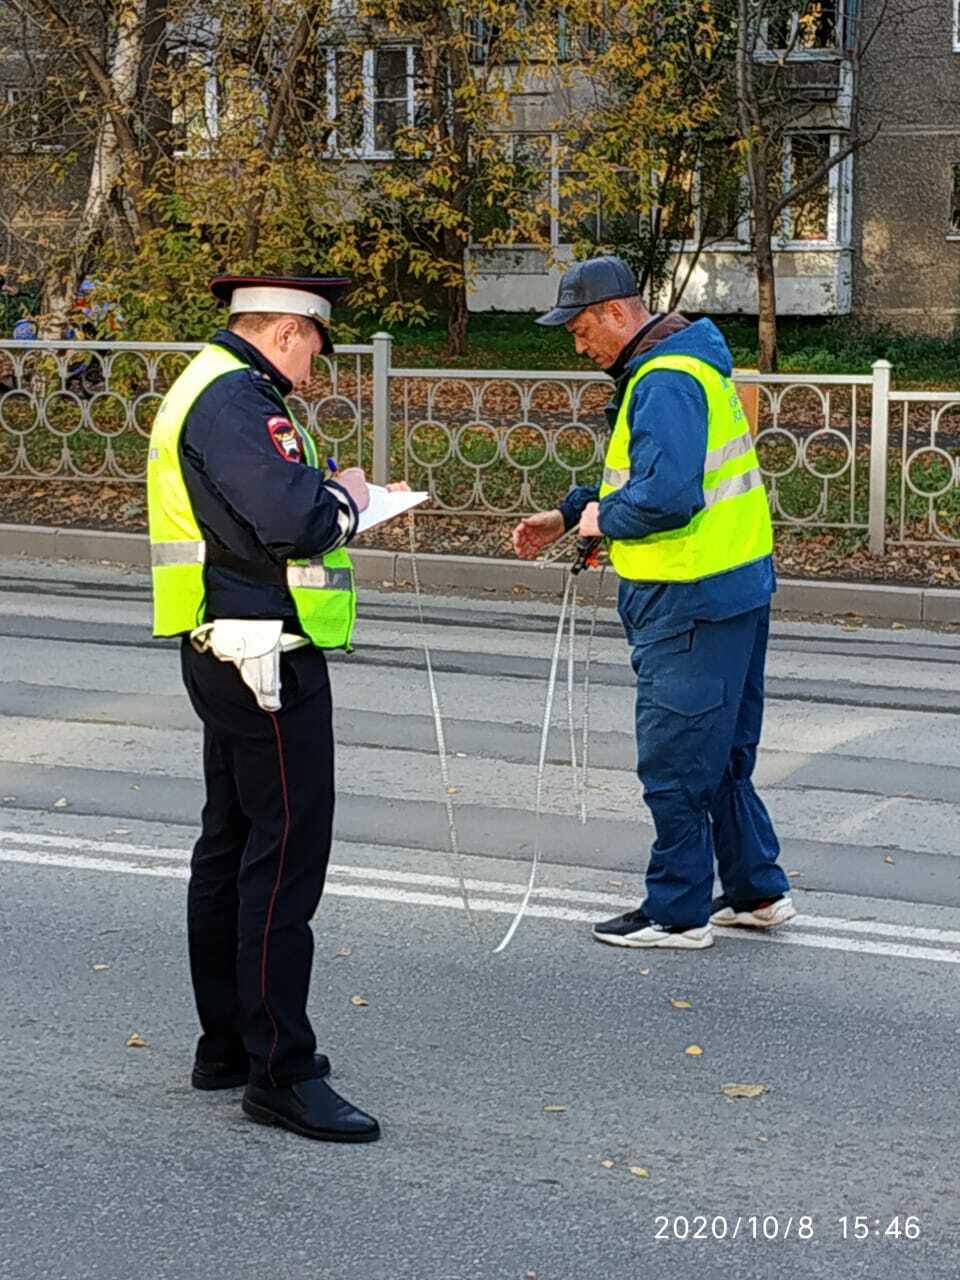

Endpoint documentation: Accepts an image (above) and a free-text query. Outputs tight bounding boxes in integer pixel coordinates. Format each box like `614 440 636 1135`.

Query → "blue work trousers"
632 605 789 927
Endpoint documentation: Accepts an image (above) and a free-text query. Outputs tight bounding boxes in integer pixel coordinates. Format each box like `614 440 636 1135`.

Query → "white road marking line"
6 830 960 944
4 845 960 965
794 913 960 947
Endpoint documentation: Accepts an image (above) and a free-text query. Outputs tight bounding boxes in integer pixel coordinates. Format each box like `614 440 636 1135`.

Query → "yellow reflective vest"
598 354 772 582
147 343 356 648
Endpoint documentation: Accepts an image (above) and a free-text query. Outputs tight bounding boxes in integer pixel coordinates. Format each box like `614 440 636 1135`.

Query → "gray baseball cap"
536 256 639 326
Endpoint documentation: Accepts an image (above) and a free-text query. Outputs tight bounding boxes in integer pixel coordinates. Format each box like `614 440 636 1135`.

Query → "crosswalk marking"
3 838 960 966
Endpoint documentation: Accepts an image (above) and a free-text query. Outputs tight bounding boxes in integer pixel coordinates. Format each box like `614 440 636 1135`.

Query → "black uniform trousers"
180 639 334 1088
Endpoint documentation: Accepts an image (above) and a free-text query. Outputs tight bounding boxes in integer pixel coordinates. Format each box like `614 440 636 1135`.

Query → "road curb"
0 521 956 624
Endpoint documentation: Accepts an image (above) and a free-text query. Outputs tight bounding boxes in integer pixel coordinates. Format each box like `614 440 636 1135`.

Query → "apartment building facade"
1 3 958 335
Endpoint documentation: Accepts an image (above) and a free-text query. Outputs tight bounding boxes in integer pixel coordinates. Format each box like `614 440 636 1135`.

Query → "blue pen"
326 456 337 475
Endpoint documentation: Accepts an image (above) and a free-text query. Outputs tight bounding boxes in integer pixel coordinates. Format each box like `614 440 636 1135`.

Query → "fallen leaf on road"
93 964 110 972
628 1167 649 1178
670 998 692 1009
607 879 623 888
2 796 15 802
639 968 650 976
599 1159 615 1169
720 1083 769 1099
841 624 861 632
891 622 906 630
543 1104 568 1113
446 786 459 795
350 995 368 1007
336 946 352 957
53 798 68 809
130 784 140 791
126 1033 147 1048
787 869 802 878
883 855 895 865
684 1045 703 1057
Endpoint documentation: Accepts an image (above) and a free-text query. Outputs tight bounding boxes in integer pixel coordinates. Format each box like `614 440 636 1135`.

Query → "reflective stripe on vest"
146 343 356 648
598 353 772 583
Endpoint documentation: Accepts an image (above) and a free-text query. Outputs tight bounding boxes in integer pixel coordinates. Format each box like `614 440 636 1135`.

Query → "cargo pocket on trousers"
635 676 727 795
649 677 726 720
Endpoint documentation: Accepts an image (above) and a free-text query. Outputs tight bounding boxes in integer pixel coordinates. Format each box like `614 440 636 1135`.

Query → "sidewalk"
1 521 957 624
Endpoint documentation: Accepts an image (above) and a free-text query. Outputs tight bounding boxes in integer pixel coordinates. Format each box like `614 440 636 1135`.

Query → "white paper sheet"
356 485 429 533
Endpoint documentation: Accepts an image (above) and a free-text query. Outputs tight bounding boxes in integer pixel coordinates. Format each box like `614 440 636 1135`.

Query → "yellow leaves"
628 1166 650 1179
720 1083 769 1100
92 963 110 972
599 1158 615 1169
350 995 368 1007
638 968 650 976
543 1104 568 1113
53 797 69 809
126 1033 147 1048
336 946 352 958
684 1045 703 1057
670 998 692 1009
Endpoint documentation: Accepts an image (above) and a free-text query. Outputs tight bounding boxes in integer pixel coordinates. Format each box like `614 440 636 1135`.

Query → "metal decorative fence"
1 337 958 556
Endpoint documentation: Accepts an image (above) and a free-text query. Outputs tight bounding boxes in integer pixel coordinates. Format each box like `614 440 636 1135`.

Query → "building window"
761 3 842 55
472 133 555 245
950 164 960 235
955 1 960 53
783 134 832 241
0 85 64 153
326 46 425 158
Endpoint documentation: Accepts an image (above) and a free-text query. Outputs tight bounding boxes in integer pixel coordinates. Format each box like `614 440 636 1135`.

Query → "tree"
561 0 743 314
314 0 582 355
0 0 349 339
732 0 925 370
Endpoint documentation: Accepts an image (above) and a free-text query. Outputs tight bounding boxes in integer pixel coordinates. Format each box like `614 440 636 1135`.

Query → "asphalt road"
1 558 958 1280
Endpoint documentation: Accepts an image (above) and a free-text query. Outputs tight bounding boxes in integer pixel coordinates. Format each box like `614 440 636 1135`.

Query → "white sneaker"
710 894 797 929
592 908 714 950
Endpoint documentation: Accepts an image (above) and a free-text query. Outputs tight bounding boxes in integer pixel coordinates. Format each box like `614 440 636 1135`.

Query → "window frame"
754 4 845 61
0 84 65 154
948 161 960 239
955 0 960 53
326 44 420 160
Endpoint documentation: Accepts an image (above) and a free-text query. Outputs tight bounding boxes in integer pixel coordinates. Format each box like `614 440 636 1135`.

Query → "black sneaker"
592 907 713 950
710 893 797 929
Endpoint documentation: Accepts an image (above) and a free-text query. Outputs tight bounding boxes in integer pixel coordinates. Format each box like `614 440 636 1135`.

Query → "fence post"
371 331 392 485
868 359 891 557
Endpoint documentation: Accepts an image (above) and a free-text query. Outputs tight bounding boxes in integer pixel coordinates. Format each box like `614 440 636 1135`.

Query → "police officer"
147 275 394 1141
512 256 796 951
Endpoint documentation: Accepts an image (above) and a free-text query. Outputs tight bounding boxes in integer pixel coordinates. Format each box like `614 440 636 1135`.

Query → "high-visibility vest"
146 343 357 648
598 353 772 582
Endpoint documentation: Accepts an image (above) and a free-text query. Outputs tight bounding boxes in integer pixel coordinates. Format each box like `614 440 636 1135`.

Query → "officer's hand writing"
511 509 565 560
386 481 411 493
578 503 601 539
334 466 370 512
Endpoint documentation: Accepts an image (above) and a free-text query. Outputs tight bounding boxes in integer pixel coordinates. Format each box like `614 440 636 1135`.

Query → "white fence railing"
1 339 958 556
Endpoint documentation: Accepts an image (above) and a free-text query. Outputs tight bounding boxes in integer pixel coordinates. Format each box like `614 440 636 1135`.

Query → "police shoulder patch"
266 415 303 463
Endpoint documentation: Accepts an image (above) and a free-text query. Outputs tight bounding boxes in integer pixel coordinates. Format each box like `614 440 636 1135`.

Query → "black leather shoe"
242 1077 380 1143
192 1052 331 1091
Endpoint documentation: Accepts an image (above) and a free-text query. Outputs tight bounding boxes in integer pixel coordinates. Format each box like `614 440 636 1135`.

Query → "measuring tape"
407 515 606 952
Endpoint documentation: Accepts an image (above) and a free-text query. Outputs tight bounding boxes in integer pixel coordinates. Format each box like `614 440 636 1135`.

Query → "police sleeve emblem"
266 415 303 463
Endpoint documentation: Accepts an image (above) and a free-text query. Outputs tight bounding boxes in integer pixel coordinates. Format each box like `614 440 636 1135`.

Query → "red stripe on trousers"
261 711 291 1087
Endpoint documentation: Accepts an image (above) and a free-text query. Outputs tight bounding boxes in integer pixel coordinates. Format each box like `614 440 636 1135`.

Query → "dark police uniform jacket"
179 329 358 630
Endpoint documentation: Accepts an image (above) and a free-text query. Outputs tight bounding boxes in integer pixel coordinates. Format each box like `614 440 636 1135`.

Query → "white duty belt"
190 619 309 712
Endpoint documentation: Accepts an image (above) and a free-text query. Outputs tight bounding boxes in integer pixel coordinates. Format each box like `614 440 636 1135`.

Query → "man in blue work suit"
148 275 401 1141
512 256 796 951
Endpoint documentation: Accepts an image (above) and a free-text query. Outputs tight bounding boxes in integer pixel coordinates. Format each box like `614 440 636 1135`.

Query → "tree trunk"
445 278 468 357
753 197 779 373
38 0 147 337
755 242 778 373
735 0 778 372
